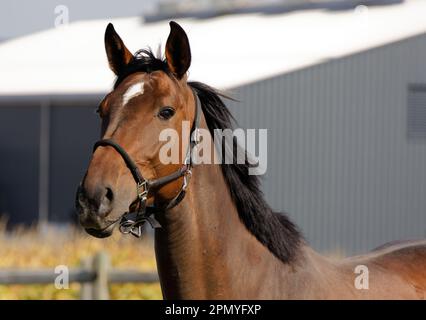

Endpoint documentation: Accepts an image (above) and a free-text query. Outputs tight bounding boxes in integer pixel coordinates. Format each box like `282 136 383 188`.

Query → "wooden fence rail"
0 251 159 299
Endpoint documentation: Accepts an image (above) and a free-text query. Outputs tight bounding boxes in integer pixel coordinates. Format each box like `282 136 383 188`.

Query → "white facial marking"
122 81 144 106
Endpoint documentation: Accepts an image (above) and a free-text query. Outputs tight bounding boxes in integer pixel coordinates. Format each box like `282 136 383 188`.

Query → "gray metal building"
228 33 426 254
0 96 100 225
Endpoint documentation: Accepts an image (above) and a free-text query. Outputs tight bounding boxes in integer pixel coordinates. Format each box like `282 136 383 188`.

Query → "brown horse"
76 21 426 299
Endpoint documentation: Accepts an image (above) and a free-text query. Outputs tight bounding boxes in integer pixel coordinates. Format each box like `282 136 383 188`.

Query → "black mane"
115 49 302 263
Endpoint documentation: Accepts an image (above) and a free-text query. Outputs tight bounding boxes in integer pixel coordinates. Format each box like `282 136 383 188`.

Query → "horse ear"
104 23 133 75
165 21 191 79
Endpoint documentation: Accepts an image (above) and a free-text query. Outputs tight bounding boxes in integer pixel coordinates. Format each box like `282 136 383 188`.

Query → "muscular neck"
154 162 311 299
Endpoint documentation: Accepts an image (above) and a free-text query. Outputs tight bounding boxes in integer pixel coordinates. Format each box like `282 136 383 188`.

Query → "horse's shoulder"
371 239 426 252
366 239 426 263
343 240 426 297
344 239 426 270
367 241 426 292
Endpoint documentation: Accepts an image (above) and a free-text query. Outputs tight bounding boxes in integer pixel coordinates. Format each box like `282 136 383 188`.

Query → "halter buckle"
136 180 148 201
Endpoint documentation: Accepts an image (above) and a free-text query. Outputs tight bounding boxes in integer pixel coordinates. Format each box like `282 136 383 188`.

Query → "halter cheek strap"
92 89 201 237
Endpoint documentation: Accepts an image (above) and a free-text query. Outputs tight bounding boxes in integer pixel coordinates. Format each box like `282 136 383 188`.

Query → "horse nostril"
98 187 114 217
105 187 114 202
75 184 87 213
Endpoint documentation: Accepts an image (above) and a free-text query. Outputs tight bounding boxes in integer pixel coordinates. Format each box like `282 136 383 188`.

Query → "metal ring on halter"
119 219 142 236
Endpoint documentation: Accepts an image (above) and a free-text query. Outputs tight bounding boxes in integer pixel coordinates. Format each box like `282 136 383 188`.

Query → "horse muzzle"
75 183 120 237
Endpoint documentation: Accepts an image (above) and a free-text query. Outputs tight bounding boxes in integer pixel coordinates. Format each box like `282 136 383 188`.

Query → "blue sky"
0 0 159 40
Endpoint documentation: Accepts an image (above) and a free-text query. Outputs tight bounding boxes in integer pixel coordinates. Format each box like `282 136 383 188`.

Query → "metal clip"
182 169 192 191
119 219 145 238
129 225 143 237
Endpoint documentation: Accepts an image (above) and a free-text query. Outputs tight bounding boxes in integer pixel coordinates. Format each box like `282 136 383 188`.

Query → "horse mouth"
85 220 118 238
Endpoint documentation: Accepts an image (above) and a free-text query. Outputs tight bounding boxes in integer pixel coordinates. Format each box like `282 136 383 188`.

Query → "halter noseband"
92 89 201 237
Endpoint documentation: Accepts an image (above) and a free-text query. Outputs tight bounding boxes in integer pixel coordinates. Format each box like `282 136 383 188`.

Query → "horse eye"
158 106 176 120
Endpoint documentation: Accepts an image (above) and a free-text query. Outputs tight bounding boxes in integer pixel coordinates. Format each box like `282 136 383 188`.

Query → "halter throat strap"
92 89 201 237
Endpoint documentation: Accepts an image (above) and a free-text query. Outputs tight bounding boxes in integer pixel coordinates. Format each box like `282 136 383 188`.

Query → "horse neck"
153 159 313 299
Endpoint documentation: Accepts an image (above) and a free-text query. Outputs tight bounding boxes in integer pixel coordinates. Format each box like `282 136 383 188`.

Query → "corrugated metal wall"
49 103 100 223
226 33 426 254
0 101 101 226
0 106 40 224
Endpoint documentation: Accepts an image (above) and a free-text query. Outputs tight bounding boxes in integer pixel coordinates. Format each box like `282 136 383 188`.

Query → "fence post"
92 251 110 300
79 256 94 300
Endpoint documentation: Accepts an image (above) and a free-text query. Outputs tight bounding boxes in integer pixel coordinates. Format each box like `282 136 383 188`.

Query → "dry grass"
0 220 162 300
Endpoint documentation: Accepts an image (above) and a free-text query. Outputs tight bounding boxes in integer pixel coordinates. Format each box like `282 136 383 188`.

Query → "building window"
408 84 426 140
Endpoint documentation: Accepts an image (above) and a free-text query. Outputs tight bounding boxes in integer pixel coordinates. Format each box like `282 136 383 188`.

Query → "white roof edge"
0 0 425 96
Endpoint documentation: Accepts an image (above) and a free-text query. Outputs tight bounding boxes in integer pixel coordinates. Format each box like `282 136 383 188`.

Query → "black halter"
92 89 201 237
